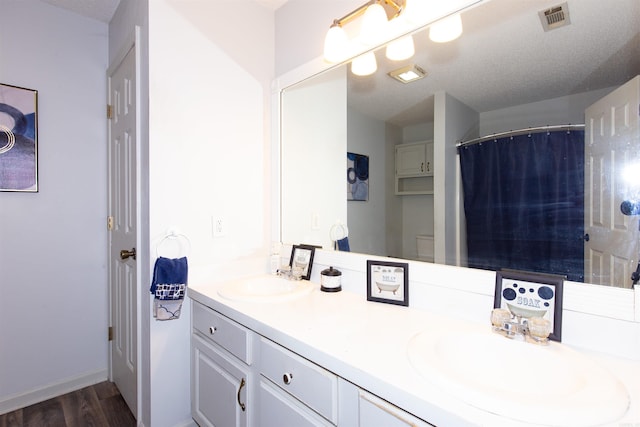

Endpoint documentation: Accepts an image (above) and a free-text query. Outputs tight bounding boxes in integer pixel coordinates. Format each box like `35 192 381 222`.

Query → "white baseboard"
0 369 108 415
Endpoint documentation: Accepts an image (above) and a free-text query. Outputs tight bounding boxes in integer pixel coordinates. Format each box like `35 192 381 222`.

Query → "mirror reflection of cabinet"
395 141 434 195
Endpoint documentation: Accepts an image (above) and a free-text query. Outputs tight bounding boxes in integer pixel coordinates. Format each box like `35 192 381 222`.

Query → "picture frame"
0 83 38 192
494 269 564 342
347 152 369 201
289 244 316 280
366 260 409 306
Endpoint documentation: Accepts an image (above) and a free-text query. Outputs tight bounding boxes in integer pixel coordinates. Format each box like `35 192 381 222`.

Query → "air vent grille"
539 2 571 31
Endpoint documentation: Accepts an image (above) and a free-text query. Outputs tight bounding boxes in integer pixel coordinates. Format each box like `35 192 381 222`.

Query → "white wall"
434 92 478 265
0 0 109 412
400 123 435 260
479 87 615 135
384 123 403 257
109 1 275 426
282 67 347 249
274 0 362 76
347 108 387 256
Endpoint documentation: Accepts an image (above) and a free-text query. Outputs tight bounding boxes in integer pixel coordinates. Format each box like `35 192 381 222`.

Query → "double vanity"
188 274 638 426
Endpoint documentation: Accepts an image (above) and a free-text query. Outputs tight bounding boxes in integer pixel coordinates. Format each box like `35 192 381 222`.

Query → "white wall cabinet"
395 141 434 195
191 300 433 427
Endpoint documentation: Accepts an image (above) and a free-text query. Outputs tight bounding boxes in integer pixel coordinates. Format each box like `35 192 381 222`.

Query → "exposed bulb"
351 52 377 76
386 35 415 61
402 0 430 25
360 2 388 46
324 25 348 63
429 14 463 43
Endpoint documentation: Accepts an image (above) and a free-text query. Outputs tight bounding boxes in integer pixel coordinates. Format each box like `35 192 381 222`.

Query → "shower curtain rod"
456 124 585 149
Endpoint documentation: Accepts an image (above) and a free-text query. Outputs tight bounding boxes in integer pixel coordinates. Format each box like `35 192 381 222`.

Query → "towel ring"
156 229 191 258
329 222 349 241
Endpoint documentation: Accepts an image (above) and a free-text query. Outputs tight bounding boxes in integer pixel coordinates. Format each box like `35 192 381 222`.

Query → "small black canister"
320 266 342 292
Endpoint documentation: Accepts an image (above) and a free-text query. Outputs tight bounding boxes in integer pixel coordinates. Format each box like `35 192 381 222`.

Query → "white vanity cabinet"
395 141 434 195
358 390 434 427
190 298 435 427
259 337 338 426
191 301 254 427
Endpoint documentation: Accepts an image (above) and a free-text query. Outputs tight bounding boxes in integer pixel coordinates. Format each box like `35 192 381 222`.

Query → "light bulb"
324 25 348 63
386 35 415 61
351 52 377 76
360 3 388 46
402 0 430 25
429 14 463 43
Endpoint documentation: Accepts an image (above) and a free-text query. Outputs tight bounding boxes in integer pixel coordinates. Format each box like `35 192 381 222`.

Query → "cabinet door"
424 141 434 174
259 378 333 427
396 143 427 176
359 390 434 427
192 335 250 427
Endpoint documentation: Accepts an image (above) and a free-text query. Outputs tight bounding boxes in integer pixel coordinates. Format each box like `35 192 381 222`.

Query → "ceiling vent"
539 2 571 31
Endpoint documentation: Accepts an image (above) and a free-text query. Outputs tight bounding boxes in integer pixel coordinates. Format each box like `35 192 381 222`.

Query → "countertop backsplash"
280 246 640 361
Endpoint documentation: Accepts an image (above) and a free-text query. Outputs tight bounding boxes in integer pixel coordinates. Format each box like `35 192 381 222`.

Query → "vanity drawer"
192 301 252 365
259 338 338 424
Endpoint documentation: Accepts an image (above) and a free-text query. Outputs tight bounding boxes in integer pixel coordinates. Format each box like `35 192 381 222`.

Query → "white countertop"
188 275 640 427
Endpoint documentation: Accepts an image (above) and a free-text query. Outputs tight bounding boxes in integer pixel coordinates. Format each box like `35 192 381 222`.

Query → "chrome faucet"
491 308 551 345
277 265 303 281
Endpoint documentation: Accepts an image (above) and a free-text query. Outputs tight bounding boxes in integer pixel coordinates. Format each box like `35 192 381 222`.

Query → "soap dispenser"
269 242 281 275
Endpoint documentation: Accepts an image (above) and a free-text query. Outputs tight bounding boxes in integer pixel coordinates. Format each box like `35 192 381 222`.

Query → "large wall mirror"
281 0 640 289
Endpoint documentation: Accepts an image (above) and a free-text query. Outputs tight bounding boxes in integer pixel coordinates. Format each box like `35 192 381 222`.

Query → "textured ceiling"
347 0 640 127
39 0 639 130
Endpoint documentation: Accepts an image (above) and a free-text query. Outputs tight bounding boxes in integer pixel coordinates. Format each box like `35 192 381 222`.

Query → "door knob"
583 234 590 242
120 248 136 260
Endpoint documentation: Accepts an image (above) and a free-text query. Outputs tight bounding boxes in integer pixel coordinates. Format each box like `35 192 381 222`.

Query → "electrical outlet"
212 217 226 237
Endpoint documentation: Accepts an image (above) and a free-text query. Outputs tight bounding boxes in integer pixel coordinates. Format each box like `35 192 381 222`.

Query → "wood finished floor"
0 381 136 427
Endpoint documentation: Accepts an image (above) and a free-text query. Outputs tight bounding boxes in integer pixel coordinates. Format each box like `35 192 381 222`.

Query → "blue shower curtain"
459 130 584 281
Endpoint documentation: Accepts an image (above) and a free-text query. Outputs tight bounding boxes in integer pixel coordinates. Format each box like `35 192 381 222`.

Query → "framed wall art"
347 152 369 201
0 83 38 192
289 244 316 280
366 260 409 306
494 269 564 342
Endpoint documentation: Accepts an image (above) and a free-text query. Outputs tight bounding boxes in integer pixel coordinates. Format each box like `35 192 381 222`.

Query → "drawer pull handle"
282 373 293 385
209 326 217 335
237 378 246 412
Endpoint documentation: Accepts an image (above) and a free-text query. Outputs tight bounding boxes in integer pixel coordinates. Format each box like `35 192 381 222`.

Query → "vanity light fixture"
388 64 426 83
324 0 471 75
323 0 405 65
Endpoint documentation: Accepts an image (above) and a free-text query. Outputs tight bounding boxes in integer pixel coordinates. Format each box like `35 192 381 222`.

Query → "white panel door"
584 76 640 288
108 44 138 415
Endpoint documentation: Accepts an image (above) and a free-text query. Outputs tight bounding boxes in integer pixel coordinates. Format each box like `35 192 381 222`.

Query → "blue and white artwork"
494 270 564 342
0 83 38 192
347 152 368 201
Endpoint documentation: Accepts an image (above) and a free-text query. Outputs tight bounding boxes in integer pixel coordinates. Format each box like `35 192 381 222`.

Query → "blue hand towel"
337 237 350 252
150 256 188 298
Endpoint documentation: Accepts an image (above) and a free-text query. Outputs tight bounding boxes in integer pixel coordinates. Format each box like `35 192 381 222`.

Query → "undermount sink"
407 327 629 426
217 275 314 303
